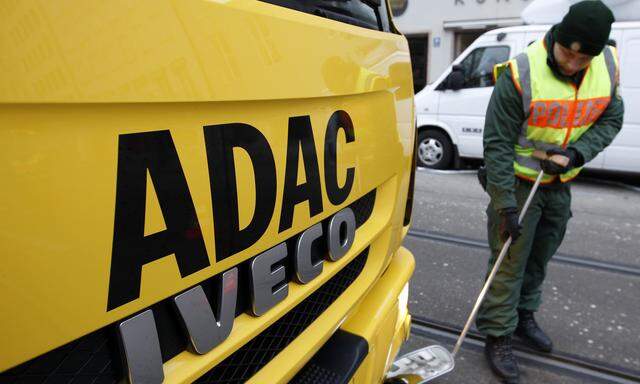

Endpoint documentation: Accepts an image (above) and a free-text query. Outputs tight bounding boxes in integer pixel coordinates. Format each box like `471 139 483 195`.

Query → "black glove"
540 148 581 175
477 166 488 191
499 207 522 242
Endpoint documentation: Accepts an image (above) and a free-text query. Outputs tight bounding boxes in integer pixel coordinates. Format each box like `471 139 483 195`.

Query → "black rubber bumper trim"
290 330 368 384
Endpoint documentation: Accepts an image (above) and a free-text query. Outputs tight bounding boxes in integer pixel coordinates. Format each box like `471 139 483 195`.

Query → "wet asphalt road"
400 169 640 383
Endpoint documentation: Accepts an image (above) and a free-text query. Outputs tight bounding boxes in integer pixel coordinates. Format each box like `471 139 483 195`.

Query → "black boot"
515 310 553 353
485 335 519 383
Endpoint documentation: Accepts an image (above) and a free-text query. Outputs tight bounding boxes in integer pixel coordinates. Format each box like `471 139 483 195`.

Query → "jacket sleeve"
483 66 524 211
569 89 624 163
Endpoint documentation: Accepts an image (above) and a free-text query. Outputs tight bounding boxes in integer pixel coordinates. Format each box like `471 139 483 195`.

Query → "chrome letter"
295 222 324 284
173 268 238 354
250 243 288 316
117 310 164 384
327 207 356 261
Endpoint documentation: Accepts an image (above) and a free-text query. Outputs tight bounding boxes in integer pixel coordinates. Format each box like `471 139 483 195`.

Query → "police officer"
478 1 623 382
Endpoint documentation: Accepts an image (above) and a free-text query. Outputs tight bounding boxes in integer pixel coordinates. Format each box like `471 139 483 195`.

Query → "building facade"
391 0 531 92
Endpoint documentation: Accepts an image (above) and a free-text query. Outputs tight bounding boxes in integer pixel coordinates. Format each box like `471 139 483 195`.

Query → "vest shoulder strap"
603 45 620 96
493 61 510 83
507 51 531 119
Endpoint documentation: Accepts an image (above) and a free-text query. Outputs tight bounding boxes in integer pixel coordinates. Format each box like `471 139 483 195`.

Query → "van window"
261 0 391 32
459 46 510 88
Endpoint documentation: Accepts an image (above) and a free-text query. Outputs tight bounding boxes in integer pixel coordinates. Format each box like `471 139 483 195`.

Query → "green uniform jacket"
484 27 625 210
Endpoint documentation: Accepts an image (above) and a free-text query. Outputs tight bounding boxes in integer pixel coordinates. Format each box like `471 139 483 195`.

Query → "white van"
414 22 640 174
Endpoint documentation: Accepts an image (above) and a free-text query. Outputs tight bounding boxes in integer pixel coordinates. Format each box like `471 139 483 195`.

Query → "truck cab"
0 2 418 383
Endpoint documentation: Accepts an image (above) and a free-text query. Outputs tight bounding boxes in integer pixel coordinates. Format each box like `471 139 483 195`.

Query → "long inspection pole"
452 169 545 357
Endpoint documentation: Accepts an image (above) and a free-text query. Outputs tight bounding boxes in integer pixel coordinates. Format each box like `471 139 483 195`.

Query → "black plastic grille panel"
194 249 368 383
291 364 341 384
0 330 120 384
1 189 376 384
351 189 375 228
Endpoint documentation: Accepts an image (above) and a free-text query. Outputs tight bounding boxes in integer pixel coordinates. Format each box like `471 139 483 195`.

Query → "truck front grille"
1 190 375 384
195 249 368 383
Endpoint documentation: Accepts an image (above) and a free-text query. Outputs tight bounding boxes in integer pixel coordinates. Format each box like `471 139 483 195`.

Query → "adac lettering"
107 110 357 311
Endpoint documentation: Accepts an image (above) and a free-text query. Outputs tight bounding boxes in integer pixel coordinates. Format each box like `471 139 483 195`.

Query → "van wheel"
417 130 453 169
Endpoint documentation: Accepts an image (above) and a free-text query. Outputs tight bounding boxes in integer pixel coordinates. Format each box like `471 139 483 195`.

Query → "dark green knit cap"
555 0 615 56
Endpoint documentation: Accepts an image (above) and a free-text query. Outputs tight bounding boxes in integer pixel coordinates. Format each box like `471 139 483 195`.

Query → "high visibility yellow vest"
493 40 619 184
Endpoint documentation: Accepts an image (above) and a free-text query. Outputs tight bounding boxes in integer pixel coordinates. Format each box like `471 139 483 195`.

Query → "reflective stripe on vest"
495 40 618 184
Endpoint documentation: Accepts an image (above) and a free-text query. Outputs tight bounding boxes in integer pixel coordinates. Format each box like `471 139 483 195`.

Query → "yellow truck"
0 1 417 382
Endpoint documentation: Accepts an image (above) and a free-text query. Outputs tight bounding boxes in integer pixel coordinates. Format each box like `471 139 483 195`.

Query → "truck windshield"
260 0 391 32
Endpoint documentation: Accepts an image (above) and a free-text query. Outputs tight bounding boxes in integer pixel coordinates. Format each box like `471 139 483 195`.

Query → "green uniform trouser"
476 179 572 337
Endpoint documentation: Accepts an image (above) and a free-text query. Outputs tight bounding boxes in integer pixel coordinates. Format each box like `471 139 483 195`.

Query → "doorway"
454 30 486 57
407 34 429 92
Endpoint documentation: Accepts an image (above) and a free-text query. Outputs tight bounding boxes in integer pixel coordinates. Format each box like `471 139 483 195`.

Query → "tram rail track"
410 315 640 383
407 228 640 278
